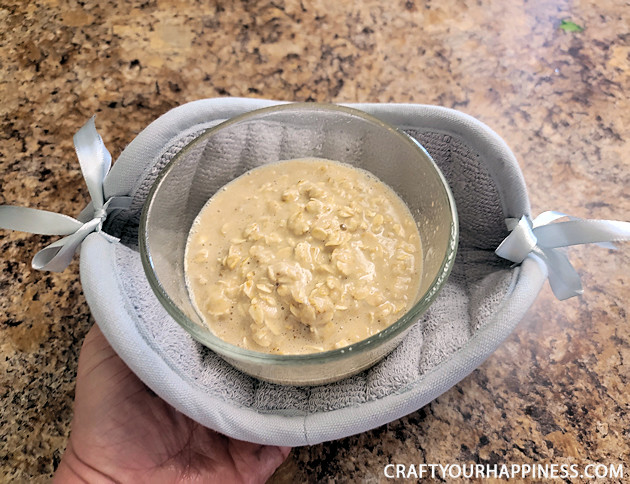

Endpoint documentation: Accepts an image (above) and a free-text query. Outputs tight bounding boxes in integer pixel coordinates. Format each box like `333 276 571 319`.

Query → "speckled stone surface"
1 0 628 482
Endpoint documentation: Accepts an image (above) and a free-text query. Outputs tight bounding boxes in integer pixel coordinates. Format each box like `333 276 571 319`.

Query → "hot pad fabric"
79 99 547 446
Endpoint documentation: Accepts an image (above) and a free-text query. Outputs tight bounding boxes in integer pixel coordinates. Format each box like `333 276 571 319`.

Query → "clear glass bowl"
140 103 458 385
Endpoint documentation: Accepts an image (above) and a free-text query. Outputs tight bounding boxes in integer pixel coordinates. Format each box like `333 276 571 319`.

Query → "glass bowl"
139 103 458 386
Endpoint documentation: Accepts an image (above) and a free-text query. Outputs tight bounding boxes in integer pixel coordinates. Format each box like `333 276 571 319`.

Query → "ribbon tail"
540 248 584 300
0 205 83 235
594 241 617 250
32 219 100 272
73 117 111 211
534 212 623 250
535 220 630 249
532 210 569 228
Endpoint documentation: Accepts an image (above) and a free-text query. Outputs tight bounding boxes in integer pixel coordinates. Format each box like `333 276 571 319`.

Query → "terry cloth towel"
78 99 546 446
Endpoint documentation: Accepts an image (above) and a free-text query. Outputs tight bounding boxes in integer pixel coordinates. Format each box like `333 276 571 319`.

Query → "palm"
58 325 289 483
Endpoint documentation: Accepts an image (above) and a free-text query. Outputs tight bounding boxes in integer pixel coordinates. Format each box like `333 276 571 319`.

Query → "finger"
75 323 146 410
252 445 291 482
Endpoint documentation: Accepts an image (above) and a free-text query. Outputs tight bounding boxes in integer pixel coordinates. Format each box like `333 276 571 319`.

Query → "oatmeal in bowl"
185 158 423 355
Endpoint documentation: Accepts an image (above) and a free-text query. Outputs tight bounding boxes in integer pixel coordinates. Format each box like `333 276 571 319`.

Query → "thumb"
74 324 145 412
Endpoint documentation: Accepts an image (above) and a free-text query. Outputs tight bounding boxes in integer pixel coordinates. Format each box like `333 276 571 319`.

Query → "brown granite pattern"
1 0 628 482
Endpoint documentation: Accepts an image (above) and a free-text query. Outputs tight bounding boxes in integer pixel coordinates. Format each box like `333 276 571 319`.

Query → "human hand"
54 324 290 483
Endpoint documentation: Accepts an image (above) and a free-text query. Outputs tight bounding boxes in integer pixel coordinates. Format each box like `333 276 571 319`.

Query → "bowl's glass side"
141 104 457 384
143 138 208 329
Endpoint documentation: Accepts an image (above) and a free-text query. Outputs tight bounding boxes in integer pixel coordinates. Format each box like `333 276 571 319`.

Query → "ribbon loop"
74 116 112 210
495 216 537 264
0 117 131 272
496 211 630 300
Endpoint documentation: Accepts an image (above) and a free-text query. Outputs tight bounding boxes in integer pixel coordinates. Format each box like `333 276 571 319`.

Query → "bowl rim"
139 102 459 365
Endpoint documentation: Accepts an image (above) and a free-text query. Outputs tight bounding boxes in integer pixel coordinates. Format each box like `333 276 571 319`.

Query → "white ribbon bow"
0 117 131 272
496 211 630 300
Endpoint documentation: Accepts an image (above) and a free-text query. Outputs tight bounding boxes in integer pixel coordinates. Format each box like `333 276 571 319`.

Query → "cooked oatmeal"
184 158 422 354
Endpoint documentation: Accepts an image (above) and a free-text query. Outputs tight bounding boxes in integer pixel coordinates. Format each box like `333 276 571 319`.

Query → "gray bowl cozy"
79 98 547 446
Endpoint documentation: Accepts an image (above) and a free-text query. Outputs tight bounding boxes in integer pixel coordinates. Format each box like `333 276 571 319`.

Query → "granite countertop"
1 0 628 481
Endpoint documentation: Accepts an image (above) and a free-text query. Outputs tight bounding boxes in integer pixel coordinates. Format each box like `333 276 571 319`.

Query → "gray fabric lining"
409 130 508 250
